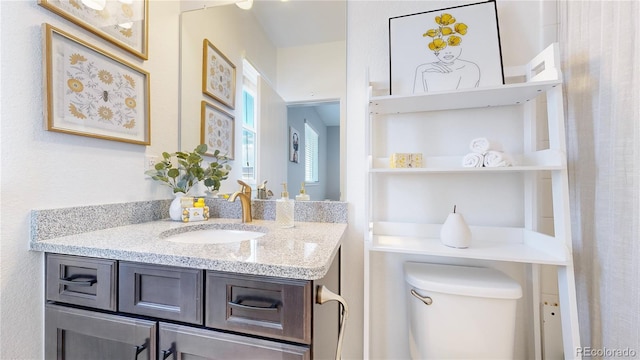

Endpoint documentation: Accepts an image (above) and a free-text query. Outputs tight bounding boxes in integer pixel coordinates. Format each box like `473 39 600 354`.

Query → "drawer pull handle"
161 348 174 360
133 340 148 360
59 274 97 287
228 299 279 312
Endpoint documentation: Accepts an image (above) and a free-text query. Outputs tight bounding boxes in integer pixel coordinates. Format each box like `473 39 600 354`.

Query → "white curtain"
559 0 640 354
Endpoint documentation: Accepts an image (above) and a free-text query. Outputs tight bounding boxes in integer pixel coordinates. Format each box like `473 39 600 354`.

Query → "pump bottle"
295 182 310 201
276 183 295 228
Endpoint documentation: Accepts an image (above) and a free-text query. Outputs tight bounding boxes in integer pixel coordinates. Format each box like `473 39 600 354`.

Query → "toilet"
404 262 522 359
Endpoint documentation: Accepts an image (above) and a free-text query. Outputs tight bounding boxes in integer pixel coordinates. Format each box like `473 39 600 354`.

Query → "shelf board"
369 80 561 114
369 150 566 173
367 222 568 266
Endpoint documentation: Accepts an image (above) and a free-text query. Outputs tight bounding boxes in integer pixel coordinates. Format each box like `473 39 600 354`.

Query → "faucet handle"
237 179 251 188
236 180 252 196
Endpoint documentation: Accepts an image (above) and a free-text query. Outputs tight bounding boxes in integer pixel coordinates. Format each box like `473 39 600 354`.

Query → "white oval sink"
164 229 266 244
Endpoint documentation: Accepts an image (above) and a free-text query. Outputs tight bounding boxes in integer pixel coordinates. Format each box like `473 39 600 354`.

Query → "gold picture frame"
38 0 149 60
43 24 151 145
202 39 236 109
201 101 235 159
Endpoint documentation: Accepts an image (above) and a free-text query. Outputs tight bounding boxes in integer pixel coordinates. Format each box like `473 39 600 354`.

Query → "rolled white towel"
483 150 513 167
462 152 484 167
469 137 502 154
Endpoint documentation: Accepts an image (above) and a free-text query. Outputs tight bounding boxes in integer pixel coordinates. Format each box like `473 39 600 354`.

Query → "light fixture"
81 0 106 11
118 22 133 29
235 0 253 10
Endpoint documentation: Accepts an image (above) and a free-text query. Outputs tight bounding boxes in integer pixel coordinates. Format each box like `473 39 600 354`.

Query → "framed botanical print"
389 0 504 95
202 39 236 109
43 24 150 145
201 101 234 159
38 0 149 60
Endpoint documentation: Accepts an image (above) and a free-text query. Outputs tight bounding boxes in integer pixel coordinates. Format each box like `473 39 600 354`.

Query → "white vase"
440 208 472 248
169 192 186 221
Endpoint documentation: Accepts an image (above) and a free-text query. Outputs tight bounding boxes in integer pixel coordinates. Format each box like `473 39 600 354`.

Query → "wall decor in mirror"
201 101 235 159
289 126 300 163
38 0 149 60
202 39 236 109
43 24 150 145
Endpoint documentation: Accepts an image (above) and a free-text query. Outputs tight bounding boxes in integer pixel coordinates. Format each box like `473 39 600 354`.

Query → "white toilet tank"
404 262 522 360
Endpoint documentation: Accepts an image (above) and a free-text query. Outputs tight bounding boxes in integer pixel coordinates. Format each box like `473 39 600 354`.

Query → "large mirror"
179 0 346 201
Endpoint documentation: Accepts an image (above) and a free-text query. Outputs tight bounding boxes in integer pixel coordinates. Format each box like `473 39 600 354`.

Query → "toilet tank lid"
404 262 522 299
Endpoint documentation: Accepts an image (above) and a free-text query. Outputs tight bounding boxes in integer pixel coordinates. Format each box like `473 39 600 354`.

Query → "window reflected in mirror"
241 60 258 185
304 122 319 183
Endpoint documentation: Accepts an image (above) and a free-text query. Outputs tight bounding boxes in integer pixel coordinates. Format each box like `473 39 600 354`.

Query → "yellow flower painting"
44 24 149 144
63 48 140 134
423 12 468 56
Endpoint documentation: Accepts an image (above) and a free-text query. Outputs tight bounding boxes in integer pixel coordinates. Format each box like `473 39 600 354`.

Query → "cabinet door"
119 262 203 325
159 322 309 360
205 271 312 344
45 304 156 360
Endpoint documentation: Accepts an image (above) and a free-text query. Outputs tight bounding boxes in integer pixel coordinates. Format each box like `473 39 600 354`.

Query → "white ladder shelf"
363 43 581 359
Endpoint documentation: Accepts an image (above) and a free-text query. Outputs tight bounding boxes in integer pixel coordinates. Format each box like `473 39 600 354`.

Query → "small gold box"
390 153 423 168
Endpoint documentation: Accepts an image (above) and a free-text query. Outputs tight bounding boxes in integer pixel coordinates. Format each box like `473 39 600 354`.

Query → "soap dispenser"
440 205 472 248
276 183 295 228
295 182 310 201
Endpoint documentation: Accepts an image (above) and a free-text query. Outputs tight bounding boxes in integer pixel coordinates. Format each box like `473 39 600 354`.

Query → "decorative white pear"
440 205 472 248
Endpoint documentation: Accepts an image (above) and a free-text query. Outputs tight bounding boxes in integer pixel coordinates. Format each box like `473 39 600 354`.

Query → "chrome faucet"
228 180 252 223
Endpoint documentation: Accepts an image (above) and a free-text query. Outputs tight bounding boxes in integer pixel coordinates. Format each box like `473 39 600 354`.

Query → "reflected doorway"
287 101 340 201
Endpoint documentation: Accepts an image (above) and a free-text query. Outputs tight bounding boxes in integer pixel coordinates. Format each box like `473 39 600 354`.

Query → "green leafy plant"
203 149 232 192
145 144 209 194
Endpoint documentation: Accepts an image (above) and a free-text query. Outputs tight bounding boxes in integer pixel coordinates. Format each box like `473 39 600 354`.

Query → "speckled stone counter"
30 200 348 280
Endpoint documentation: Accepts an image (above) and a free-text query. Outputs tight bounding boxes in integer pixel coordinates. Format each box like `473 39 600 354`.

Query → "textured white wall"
0 1 181 358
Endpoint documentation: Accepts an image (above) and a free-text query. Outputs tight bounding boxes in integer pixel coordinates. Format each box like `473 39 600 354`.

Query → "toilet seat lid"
404 262 522 299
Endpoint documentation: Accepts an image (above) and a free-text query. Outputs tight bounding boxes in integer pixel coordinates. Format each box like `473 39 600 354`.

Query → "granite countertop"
30 218 347 280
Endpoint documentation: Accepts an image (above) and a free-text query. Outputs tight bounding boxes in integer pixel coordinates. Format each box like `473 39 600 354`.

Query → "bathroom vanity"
31 203 347 360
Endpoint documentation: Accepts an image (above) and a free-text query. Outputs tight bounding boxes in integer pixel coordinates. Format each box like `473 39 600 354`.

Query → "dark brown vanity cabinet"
45 252 339 360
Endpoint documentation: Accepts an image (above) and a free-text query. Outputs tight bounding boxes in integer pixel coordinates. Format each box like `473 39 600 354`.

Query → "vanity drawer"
205 271 312 344
119 262 203 325
46 254 117 311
